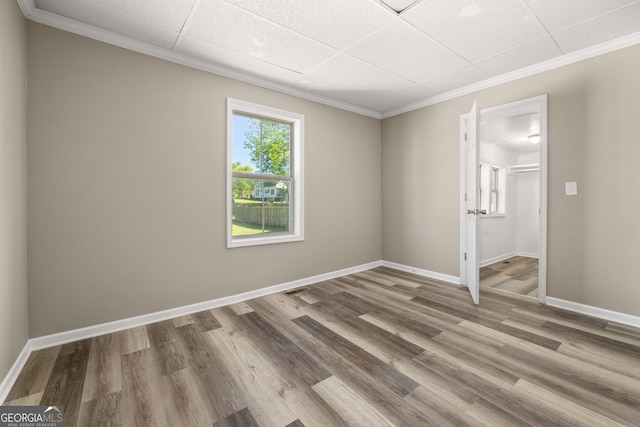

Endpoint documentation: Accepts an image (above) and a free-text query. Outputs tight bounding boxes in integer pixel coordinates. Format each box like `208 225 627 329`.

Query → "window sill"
227 233 303 248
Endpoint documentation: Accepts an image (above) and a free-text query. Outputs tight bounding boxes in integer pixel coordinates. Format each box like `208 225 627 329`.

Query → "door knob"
477 209 487 215
467 209 476 215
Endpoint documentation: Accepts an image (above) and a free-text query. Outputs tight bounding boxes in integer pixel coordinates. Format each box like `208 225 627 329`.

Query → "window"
479 163 505 215
227 98 304 248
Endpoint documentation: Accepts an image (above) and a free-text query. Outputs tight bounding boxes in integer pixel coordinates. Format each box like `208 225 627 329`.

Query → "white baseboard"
1 261 383 402
480 252 539 267
480 252 517 267
5 259 639 403
381 260 460 285
517 252 539 259
0 342 32 404
546 297 640 329
29 260 383 351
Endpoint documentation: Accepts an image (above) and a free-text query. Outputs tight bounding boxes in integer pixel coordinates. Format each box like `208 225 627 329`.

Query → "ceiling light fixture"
528 134 541 144
379 0 422 14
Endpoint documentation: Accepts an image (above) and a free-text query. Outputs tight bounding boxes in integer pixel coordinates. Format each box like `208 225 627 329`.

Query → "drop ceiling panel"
347 20 468 83
185 0 337 73
34 0 180 48
299 91 395 113
524 0 637 33
420 65 488 93
295 54 414 95
177 37 302 84
223 0 393 50
373 85 438 113
25 0 640 115
552 2 640 53
403 0 548 62
84 0 197 32
475 37 562 76
381 0 422 13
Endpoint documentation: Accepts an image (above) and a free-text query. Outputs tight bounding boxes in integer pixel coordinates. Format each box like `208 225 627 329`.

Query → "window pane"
233 114 291 176
479 163 490 212
232 178 290 237
490 166 499 213
228 98 303 248
260 120 291 176
232 114 258 173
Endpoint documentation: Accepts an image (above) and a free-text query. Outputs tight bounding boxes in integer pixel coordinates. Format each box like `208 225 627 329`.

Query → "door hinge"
464 193 467 202
464 133 468 141
464 253 467 261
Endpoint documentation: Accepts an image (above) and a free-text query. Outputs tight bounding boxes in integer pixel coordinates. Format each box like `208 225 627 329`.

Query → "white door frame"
459 94 548 303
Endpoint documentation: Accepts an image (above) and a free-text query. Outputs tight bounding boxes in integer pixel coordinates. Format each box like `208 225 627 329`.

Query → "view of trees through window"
231 113 292 237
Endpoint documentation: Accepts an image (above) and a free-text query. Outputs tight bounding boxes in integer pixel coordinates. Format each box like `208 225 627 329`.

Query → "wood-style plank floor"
5 267 640 426
481 256 539 298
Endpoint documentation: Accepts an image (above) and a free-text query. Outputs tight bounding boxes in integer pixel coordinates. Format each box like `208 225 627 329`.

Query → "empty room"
1 0 640 425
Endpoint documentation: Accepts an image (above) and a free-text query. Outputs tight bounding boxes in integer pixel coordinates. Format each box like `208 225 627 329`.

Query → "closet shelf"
508 163 539 174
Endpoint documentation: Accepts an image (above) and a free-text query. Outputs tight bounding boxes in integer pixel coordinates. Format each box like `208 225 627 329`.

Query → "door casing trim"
459 94 548 303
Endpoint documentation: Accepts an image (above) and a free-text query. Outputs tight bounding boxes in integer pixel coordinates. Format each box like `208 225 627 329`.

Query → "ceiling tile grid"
523 0 638 34
550 2 640 53
34 0 181 48
293 54 414 95
182 0 338 74
83 0 197 32
24 0 640 115
177 36 303 85
346 20 469 83
474 37 563 77
420 65 489 93
371 84 438 113
222 0 394 50
402 0 549 63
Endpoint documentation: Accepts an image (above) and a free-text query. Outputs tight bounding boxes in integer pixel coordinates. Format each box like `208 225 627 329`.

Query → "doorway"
478 103 541 298
460 95 547 304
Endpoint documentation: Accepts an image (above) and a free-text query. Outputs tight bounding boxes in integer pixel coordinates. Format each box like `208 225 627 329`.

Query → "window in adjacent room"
227 98 304 248
479 163 506 215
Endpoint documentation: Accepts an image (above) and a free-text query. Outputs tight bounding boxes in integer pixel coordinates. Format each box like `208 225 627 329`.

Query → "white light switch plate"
565 181 578 196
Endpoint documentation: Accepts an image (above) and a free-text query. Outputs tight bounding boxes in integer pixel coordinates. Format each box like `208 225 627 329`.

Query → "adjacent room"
477 102 542 298
2 0 640 425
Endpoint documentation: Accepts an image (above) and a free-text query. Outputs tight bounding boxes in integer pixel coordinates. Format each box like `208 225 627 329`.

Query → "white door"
460 102 480 304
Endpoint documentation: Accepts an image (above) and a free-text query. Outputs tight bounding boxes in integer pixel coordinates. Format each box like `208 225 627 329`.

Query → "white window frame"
479 162 506 216
227 98 304 248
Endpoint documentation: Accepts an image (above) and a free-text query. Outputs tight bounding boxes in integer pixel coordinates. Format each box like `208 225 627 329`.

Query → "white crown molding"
547 297 640 329
16 0 383 120
382 31 640 119
17 0 640 121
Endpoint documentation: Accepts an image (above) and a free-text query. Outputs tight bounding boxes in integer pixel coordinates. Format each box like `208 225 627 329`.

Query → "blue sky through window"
232 114 254 170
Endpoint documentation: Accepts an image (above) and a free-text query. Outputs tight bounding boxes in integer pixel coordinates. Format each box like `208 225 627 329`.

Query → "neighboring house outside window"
227 98 304 248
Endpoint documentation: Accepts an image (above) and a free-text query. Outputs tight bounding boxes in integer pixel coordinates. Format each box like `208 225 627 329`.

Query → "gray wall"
382 44 640 317
14 15 640 342
27 23 382 337
0 1 28 382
